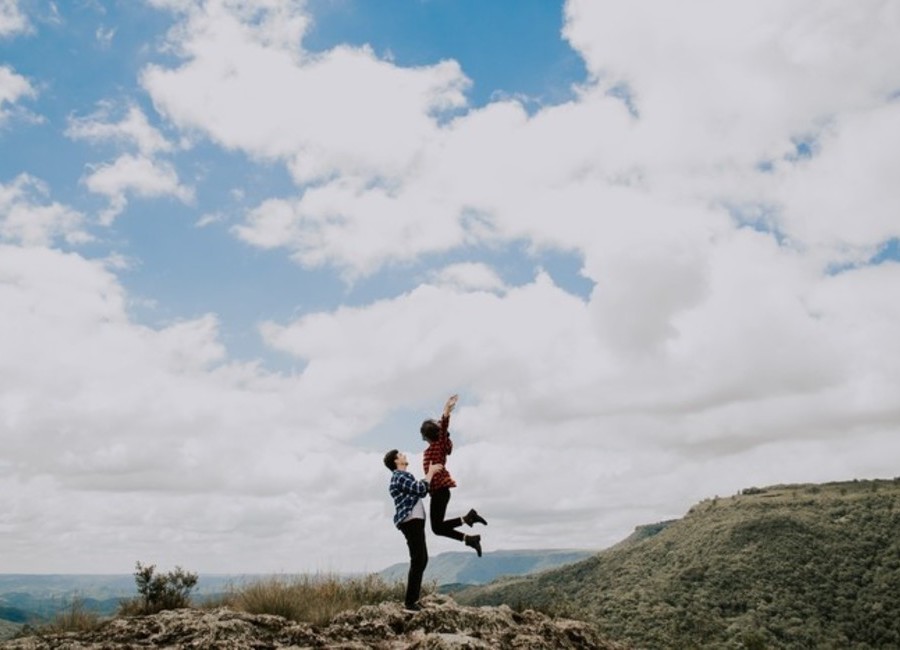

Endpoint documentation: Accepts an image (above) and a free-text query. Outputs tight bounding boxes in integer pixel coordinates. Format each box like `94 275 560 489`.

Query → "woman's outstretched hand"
443 394 459 417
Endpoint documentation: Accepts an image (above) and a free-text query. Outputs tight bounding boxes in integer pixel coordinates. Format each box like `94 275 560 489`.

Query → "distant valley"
0 548 595 638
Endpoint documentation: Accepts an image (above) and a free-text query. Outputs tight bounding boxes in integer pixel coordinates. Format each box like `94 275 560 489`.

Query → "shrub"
119 562 198 616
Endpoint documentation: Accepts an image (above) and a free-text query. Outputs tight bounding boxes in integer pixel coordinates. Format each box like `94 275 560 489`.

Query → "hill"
378 548 596 588
456 478 900 649
0 595 624 649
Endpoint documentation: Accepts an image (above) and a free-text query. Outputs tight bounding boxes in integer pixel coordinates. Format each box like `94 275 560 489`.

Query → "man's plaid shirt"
389 470 429 528
423 414 457 493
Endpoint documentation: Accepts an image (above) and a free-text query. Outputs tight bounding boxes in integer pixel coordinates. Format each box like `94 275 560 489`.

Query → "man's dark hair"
383 449 400 471
420 419 441 442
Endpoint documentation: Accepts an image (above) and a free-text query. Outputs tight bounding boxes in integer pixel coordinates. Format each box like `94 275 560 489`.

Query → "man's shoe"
463 509 488 527
464 534 483 557
403 603 423 613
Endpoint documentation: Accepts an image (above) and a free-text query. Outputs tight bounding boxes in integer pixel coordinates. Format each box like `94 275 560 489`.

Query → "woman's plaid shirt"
423 414 457 493
389 470 429 528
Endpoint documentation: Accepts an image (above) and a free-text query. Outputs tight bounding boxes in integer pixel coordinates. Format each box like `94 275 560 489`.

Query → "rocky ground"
0 595 626 649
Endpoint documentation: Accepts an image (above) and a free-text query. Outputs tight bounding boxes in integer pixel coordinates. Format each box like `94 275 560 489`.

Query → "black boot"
464 534 482 557
463 509 488 527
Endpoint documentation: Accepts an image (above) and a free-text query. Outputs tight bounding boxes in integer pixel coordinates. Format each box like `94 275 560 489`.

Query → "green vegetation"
223 573 413 626
457 478 900 649
118 562 199 616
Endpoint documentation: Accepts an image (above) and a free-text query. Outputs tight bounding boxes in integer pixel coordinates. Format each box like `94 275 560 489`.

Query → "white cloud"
0 0 28 37
95 25 116 48
82 154 194 223
253 256 900 553
430 262 507 293
67 105 193 223
0 63 35 125
4 0 900 573
0 242 403 572
67 104 174 156
564 0 900 164
218 0 900 278
142 3 900 558
770 104 900 261
141 0 468 186
0 174 90 245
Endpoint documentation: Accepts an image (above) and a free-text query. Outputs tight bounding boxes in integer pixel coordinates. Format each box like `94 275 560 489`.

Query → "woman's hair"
420 419 441 442
383 449 400 471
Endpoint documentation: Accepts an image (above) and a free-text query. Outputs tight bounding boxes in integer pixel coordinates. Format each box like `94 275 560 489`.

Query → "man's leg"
399 518 428 608
429 487 464 541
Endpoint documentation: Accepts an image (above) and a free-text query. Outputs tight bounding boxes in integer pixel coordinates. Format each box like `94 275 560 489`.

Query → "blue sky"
2 0 900 575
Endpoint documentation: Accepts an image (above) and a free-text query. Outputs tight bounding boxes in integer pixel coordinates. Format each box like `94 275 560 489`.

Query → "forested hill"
456 478 900 649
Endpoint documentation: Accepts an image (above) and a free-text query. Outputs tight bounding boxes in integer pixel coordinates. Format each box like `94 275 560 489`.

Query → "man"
384 448 442 612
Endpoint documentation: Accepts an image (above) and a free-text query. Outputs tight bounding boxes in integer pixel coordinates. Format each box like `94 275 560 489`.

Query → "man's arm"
397 465 443 497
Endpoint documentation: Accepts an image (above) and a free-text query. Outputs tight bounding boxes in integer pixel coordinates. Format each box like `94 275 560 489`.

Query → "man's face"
396 452 409 469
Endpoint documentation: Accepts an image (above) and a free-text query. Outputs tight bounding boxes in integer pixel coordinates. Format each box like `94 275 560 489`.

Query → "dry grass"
42 596 103 634
227 573 415 626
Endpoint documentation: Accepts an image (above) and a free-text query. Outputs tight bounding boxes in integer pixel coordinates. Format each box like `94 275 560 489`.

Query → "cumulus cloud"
0 174 90 245
141 1 467 184
66 104 192 222
130 0 900 557
82 154 194 224
564 0 900 165
67 104 174 156
0 241 400 572
430 263 507 293
142 0 900 288
257 254 900 550
0 64 35 125
0 0 28 37
4 0 900 572
769 104 900 261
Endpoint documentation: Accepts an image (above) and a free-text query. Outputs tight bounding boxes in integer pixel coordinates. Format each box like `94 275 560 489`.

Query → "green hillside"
457 478 900 649
379 549 596 587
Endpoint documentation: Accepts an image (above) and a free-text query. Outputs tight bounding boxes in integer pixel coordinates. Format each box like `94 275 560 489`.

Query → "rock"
0 595 626 649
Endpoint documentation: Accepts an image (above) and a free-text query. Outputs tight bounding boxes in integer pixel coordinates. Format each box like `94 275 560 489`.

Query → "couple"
383 394 488 612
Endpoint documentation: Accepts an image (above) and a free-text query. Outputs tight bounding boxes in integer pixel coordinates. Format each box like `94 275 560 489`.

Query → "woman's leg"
429 488 464 541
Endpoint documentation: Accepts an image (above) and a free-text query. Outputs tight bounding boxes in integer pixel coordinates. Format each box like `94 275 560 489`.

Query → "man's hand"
426 463 444 481
443 394 459 417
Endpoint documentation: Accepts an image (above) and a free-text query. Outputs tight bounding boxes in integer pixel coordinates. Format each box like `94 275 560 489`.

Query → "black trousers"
398 518 428 607
429 487 465 542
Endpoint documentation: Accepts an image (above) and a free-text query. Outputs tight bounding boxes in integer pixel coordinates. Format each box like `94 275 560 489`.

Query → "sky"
1 0 899 575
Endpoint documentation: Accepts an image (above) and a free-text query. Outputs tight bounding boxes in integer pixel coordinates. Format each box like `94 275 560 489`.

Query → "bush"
119 562 198 616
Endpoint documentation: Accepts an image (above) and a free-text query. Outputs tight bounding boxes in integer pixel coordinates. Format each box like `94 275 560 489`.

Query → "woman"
421 394 488 556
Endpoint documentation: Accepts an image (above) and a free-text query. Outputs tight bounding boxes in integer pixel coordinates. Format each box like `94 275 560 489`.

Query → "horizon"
2 0 900 575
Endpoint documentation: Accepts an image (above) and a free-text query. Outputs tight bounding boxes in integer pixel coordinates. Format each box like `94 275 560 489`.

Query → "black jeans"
398 518 428 607
429 487 465 542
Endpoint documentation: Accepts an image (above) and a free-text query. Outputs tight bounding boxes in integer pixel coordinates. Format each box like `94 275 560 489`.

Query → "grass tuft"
43 596 103 634
228 573 414 626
